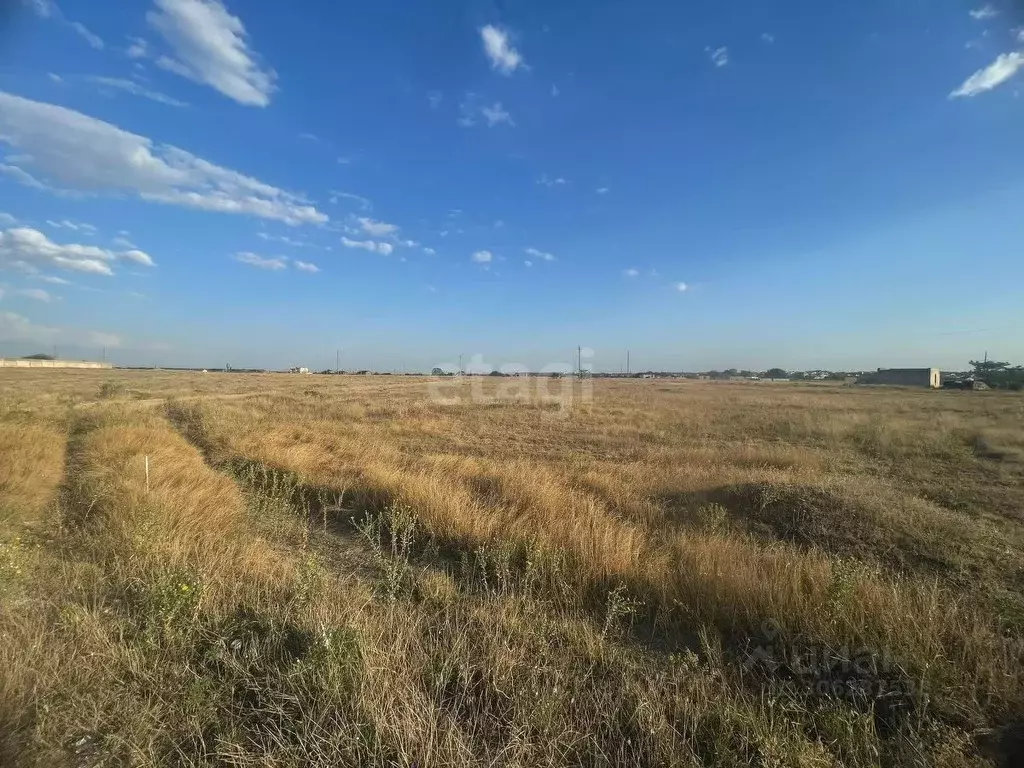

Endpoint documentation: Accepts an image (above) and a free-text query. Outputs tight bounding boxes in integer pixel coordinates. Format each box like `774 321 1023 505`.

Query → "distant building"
289 366 310 374
856 368 940 388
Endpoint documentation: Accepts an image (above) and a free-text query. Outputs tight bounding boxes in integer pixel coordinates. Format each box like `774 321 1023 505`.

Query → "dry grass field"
1 369 1023 767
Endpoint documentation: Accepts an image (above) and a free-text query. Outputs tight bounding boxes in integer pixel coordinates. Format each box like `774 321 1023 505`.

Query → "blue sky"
0 0 1022 372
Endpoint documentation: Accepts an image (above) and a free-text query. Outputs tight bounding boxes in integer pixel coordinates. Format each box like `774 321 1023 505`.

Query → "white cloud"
112 236 136 249
341 237 392 255
86 76 189 108
524 260 532 267
121 250 156 267
950 52 1024 97
458 93 515 128
256 231 317 248
0 92 326 225
294 260 319 273
707 46 729 68
0 164 47 189
0 310 120 348
328 190 372 210
17 288 53 302
551 84 559 97
0 213 16 226
480 102 514 127
423 247 436 255
23 0 56 19
675 282 689 292
233 252 286 270
537 174 567 187
45 219 97 234
147 0 276 107
596 186 610 194
341 237 376 252
48 73 63 83
525 247 555 261
471 250 493 263
1017 28 1024 43
36 275 70 284
480 25 523 75
761 32 775 43
69 21 103 49
0 227 154 276
358 217 398 236
427 90 442 109
624 268 639 277
969 5 998 20
126 36 149 59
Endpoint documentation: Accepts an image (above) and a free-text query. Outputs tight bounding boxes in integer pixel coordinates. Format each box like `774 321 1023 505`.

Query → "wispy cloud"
328 190 372 210
481 102 514 127
341 237 393 255
256 231 317 248
524 260 533 267
950 52 1024 97
17 288 54 302
45 219 97 234
86 76 189 107
126 36 149 59
0 164 47 189
233 252 286 270
24 1 104 50
427 90 442 109
675 281 689 292
707 46 729 68
761 32 775 43
471 250 493 263
294 260 319 273
69 21 103 49
480 25 524 75
23 0 56 19
623 268 639 277
358 217 398 237
0 91 326 225
969 4 999 20
423 247 436 255
596 186 610 195
537 174 567 187
458 93 514 128
524 247 555 262
147 0 276 107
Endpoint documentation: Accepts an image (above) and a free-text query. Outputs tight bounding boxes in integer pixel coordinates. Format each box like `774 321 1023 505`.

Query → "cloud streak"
0 92 326 225
147 0 276 107
233 252 286 270
950 52 1024 97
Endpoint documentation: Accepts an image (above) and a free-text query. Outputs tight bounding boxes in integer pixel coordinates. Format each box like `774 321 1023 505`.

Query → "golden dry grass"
1 368 1023 766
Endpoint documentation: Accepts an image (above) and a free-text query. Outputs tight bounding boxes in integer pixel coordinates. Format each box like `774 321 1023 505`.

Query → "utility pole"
459 353 463 375
53 345 57 360
627 349 630 376
577 345 582 378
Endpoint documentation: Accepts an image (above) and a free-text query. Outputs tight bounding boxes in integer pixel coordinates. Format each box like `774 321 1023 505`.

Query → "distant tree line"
970 360 1024 391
